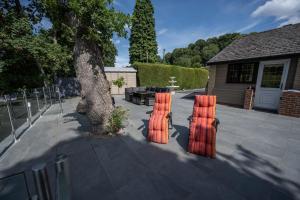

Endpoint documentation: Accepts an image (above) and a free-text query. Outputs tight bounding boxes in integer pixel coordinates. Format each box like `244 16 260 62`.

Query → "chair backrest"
153 93 172 114
192 95 216 119
160 88 170 93
146 87 156 92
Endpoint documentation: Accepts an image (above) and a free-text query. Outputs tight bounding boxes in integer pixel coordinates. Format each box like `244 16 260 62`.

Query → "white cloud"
157 28 168 36
252 0 300 26
114 1 121 6
157 45 164 57
124 24 130 32
237 21 260 33
114 39 121 44
115 56 129 68
157 45 161 51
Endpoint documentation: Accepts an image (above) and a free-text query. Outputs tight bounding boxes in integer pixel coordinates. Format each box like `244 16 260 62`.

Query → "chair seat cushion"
147 93 171 144
148 114 168 144
188 141 215 156
190 118 215 141
189 117 216 158
152 110 169 116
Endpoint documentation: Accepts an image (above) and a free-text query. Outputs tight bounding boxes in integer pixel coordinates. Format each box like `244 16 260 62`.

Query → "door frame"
254 59 290 109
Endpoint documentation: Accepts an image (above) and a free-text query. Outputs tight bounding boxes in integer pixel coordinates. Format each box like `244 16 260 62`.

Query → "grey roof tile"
208 23 300 64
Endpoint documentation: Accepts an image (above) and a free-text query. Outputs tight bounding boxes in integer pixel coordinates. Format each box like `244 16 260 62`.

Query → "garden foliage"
107 106 128 134
164 33 242 67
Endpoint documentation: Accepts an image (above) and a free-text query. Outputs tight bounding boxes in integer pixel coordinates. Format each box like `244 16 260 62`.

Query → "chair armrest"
215 118 220 132
187 115 192 123
166 112 172 118
167 112 173 129
146 110 153 116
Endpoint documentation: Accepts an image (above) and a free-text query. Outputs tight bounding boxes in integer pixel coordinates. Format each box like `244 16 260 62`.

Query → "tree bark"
73 37 113 134
14 0 23 16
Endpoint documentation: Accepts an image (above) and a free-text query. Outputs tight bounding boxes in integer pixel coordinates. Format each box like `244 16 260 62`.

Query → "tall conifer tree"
129 0 158 63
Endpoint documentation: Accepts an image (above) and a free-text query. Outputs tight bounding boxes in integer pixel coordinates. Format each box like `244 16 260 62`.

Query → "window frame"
226 62 259 84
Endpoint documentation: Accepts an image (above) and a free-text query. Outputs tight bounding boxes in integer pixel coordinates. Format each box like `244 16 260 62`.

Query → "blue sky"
113 0 300 67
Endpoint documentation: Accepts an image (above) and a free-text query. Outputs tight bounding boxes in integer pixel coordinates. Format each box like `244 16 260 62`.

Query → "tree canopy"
39 0 128 67
164 33 242 67
0 0 71 92
0 0 127 93
129 0 158 64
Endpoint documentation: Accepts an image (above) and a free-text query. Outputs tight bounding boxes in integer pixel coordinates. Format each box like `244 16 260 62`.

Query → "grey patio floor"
0 92 300 200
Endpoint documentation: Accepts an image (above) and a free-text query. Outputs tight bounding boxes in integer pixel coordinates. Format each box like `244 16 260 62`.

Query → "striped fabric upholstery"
188 95 217 158
148 93 172 144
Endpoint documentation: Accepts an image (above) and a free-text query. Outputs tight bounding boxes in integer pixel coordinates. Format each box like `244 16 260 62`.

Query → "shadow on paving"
139 118 189 151
138 119 148 139
172 124 189 150
63 111 92 134
180 91 207 100
1 111 300 200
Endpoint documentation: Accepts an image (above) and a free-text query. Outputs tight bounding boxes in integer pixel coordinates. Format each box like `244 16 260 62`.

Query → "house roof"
104 67 137 73
207 23 300 65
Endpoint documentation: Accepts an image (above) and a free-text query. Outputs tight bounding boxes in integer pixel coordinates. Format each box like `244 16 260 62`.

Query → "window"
261 64 283 88
227 62 258 83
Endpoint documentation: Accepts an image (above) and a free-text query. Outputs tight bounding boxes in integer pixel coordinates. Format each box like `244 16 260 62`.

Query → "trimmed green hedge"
132 62 208 89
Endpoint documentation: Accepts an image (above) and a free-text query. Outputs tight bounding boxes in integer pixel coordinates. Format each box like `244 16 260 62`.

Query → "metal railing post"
56 86 63 115
34 89 41 111
48 87 52 106
43 87 47 107
32 163 53 200
28 101 32 126
53 85 56 101
4 95 18 143
55 154 71 200
23 89 32 127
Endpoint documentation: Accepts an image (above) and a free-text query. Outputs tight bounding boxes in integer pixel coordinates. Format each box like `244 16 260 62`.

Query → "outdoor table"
132 91 155 105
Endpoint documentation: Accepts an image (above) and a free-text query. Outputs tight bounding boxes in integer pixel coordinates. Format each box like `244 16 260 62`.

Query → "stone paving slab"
0 93 299 200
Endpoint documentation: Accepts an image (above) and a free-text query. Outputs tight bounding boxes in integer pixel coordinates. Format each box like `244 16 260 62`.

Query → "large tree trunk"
73 37 113 134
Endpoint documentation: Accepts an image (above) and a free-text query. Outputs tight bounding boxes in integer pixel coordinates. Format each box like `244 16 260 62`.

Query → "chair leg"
168 116 173 129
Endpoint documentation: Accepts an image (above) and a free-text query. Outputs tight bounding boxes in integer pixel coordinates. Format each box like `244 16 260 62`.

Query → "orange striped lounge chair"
148 93 172 144
188 95 220 158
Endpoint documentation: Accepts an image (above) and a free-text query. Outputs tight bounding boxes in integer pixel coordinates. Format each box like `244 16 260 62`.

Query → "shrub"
113 76 126 89
132 62 208 89
107 106 128 134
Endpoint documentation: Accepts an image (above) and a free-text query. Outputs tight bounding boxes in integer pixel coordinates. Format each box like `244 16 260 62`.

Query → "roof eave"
207 53 300 66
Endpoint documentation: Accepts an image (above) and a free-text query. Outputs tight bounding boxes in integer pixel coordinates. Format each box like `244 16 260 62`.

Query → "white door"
254 59 290 110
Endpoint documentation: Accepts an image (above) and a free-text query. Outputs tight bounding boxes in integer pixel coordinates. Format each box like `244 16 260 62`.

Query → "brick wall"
244 88 254 110
279 91 300 118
